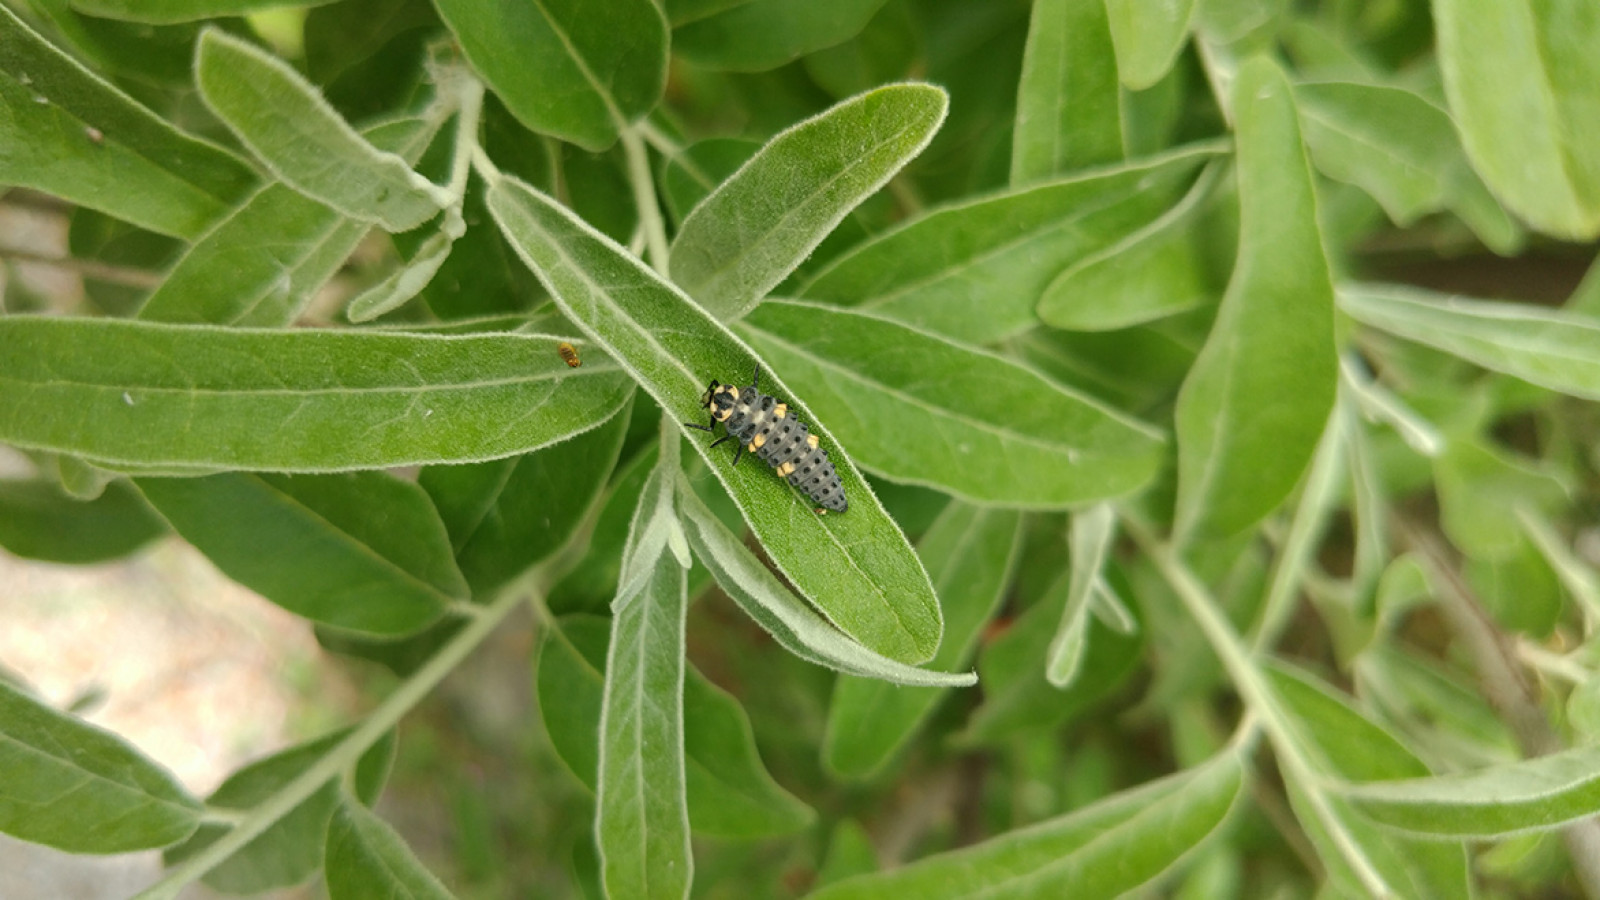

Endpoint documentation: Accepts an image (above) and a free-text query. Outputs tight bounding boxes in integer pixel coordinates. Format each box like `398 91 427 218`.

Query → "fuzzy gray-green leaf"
196 29 448 231
0 317 631 472
740 301 1165 506
669 83 946 319
0 680 201 853
1011 0 1121 183
486 175 942 664
1340 284 1600 402
808 750 1242 899
799 143 1220 342
1173 57 1337 543
0 5 255 239
435 0 667 150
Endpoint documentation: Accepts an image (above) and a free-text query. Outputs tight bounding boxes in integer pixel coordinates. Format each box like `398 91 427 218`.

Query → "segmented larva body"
557 341 582 367
687 366 848 513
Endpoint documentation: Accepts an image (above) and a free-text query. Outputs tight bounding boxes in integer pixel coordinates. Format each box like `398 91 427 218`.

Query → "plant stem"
1395 517 1600 897
620 126 670 276
0 246 164 289
133 575 541 900
1122 513 1396 898
441 75 486 240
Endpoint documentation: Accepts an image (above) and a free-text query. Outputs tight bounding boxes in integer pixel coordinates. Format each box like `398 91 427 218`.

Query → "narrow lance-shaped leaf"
138 116 445 327
538 615 815 838
1037 160 1222 331
486 174 943 664
325 796 453 900
675 477 973 686
137 472 465 635
0 318 632 472
67 0 339 24
1339 284 1600 402
0 679 202 853
799 143 1222 342
824 504 1022 778
673 0 891 73
808 750 1243 900
1434 0 1599 239
435 0 667 150
196 29 449 231
669 83 946 319
740 300 1165 506
1173 57 1337 543
1294 81 1517 253
1011 0 1122 184
1265 662 1471 897
0 478 166 564
347 230 455 322
1045 503 1118 687
1105 0 1197 90
0 4 256 239
597 521 692 897
1340 743 1600 840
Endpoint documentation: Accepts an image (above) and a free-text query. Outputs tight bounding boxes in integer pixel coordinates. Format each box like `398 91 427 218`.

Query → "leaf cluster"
3 0 1600 898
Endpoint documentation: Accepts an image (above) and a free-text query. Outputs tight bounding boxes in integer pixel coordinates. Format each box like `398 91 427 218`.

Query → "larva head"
700 381 740 422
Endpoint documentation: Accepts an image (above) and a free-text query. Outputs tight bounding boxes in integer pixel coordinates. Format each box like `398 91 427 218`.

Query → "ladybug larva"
686 365 848 513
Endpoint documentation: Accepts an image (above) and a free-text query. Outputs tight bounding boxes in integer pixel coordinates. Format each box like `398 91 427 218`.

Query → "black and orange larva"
557 341 582 367
686 365 847 513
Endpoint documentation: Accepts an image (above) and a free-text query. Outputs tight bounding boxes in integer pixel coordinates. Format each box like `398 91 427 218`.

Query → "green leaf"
1434 0 1600 238
138 116 442 326
1340 284 1600 402
1294 80 1515 252
0 679 201 853
486 175 943 664
67 0 338 24
420 396 630 598
807 750 1243 899
1173 57 1337 543
0 4 255 239
1433 437 1568 560
435 0 667 151
1265 661 1471 898
0 478 165 564
596 553 692 900
1011 0 1122 183
823 503 1022 778
659 137 761 227
539 616 814 838
347 230 455 323
801 0 920 99
1036 161 1221 330
136 472 464 634
1045 503 1119 687
0 317 633 471
668 83 946 320
674 478 973 686
815 819 879 886
957 563 1144 745
325 797 453 900
798 143 1220 342
673 0 889 72
195 29 448 232
740 300 1164 506
1105 0 1197 90
163 730 373 894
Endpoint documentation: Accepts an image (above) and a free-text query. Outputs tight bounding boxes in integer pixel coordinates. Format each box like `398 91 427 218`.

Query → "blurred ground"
0 532 352 899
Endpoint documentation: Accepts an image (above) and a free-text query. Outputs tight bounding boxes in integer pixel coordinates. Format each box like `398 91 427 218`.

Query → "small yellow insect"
557 342 581 368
